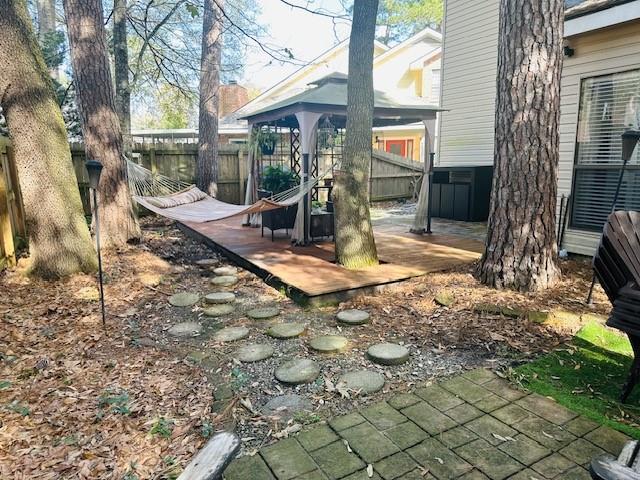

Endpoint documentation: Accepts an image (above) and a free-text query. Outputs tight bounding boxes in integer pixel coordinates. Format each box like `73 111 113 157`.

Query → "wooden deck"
180 218 484 305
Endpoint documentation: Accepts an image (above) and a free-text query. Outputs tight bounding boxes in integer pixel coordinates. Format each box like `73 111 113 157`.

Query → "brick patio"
223 369 631 480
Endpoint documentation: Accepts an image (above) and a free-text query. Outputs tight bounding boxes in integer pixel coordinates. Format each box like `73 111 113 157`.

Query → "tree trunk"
196 0 223 196
36 0 56 39
477 0 563 291
63 0 141 248
113 0 132 155
334 0 379 269
0 0 97 278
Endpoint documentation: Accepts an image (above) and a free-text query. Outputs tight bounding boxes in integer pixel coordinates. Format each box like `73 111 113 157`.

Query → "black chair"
258 189 298 241
592 211 640 402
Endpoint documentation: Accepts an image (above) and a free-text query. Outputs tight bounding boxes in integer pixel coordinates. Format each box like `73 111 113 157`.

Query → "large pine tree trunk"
63 0 141 248
113 0 132 154
334 0 379 269
0 0 97 278
477 0 563 291
196 0 223 196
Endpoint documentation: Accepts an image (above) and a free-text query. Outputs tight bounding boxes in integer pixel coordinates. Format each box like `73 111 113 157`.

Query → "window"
431 69 441 102
571 69 640 231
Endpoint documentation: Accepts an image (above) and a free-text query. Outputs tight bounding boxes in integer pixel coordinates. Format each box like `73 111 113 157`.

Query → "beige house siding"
437 0 500 168
559 20 640 255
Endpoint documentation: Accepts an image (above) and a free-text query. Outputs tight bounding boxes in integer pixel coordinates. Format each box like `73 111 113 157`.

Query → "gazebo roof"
239 73 442 128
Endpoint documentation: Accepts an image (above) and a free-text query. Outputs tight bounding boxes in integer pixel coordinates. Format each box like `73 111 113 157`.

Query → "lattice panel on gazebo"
289 128 301 176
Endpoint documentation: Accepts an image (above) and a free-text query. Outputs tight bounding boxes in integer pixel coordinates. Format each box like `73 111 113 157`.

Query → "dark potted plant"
250 128 279 156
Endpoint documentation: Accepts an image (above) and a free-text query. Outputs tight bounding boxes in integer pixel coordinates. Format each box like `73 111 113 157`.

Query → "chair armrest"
177 432 241 480
591 453 640 480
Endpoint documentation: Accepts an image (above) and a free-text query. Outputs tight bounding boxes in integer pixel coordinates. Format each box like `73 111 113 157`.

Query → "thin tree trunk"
334 0 379 269
196 0 223 196
36 0 56 39
477 0 563 291
0 0 97 278
113 0 132 155
63 0 141 248
36 0 59 80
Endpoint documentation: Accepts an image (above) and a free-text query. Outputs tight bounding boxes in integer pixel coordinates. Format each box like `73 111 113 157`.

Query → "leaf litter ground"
0 215 619 478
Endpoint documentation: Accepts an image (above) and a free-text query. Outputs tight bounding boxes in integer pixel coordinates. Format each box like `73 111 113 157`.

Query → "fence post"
238 148 247 204
5 144 26 238
0 158 16 268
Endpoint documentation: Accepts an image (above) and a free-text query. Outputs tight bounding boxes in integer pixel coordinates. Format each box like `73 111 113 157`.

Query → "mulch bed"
0 217 612 478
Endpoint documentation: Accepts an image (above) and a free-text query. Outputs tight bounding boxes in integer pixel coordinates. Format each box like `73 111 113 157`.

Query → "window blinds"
572 69 640 231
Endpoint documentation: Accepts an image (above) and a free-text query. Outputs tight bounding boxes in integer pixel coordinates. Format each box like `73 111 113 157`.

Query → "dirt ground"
0 216 612 479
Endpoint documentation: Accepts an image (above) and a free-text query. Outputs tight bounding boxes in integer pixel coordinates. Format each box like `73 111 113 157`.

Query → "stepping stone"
309 335 348 353
236 344 274 362
168 292 200 307
205 292 236 304
247 307 280 320
203 304 235 317
214 266 238 276
213 326 249 342
367 343 410 365
210 275 238 287
261 394 312 419
434 292 455 307
339 370 385 395
275 359 320 384
267 323 306 339
337 309 370 325
168 322 202 337
195 258 217 267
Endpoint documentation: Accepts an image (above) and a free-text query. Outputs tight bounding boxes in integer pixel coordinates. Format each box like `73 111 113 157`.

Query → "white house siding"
437 0 500 168
559 20 640 255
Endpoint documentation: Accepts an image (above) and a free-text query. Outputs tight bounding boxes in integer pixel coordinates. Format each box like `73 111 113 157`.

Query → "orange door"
385 140 406 157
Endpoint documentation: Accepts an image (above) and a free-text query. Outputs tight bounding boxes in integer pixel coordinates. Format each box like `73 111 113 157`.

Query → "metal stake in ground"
586 129 640 305
86 159 106 330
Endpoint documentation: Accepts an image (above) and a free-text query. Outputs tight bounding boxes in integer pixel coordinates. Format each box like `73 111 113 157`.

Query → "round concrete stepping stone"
275 359 320 384
205 292 236 304
195 258 217 267
168 292 200 307
367 343 410 366
213 326 249 342
339 370 385 394
261 394 312 419
168 322 202 337
203 304 235 317
337 309 370 325
210 275 238 287
309 335 348 353
214 266 238 276
247 307 280 320
267 323 306 339
236 344 274 362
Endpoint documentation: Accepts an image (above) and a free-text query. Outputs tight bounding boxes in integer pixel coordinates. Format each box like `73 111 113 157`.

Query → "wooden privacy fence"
370 149 424 201
0 138 26 269
70 143 423 213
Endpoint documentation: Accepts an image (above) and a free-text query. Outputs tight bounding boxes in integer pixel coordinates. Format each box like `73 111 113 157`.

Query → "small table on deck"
310 211 334 241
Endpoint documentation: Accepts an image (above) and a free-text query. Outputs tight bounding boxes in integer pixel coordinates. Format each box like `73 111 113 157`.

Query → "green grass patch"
514 321 640 439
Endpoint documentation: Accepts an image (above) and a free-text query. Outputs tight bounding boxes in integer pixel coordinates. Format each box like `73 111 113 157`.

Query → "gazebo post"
294 111 323 245
411 119 436 234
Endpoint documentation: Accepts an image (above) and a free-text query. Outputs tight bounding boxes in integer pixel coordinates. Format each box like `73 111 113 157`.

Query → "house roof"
236 39 389 117
564 0 635 19
372 27 442 65
239 73 440 128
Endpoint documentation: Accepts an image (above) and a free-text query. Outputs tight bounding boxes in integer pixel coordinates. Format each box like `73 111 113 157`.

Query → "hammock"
127 159 323 224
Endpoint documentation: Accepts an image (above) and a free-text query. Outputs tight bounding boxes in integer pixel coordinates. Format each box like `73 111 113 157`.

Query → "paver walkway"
223 369 631 480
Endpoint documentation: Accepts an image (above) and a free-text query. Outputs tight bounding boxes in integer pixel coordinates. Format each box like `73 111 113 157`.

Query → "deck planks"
182 218 484 302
